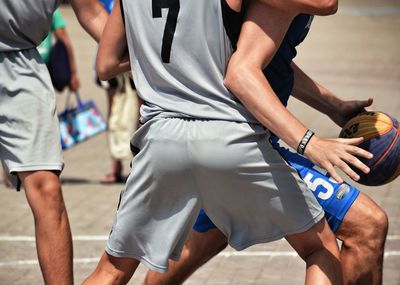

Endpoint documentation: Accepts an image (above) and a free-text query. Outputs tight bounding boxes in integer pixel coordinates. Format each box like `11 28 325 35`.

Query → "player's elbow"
223 60 250 98
96 57 115 81
314 0 338 15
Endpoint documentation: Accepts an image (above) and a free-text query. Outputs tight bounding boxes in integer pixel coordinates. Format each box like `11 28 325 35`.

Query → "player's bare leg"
143 192 388 285
286 219 342 285
143 229 227 285
336 192 388 285
144 219 341 285
20 170 73 285
83 253 139 285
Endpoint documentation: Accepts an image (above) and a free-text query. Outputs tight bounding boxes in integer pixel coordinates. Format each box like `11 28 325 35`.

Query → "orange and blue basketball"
339 111 400 186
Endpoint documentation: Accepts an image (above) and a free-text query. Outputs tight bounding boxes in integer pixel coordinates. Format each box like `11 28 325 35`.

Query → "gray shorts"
106 117 324 272
0 49 64 190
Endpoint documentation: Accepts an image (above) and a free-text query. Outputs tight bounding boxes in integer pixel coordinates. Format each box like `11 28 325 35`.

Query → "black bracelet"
297 129 315 155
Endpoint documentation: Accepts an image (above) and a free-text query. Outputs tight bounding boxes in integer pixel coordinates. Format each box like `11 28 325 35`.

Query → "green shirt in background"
37 9 66 64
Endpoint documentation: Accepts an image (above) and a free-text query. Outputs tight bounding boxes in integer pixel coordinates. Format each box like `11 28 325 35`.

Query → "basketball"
339 111 400 186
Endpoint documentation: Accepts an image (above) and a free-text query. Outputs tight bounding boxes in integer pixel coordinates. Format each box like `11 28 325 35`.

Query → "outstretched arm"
96 0 130 80
224 1 372 183
291 62 373 127
69 0 109 42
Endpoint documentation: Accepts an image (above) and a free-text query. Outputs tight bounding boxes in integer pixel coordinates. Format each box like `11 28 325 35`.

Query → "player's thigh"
285 218 338 260
185 229 227 261
335 192 388 242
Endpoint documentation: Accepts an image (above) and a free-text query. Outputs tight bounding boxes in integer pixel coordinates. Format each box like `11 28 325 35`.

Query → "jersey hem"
9 163 64 174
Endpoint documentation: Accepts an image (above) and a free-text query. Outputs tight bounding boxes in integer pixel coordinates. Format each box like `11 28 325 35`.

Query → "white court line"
1 235 400 242
340 6 400 15
0 235 108 242
219 251 400 258
0 235 399 267
0 258 99 267
387 235 400 241
1 252 400 267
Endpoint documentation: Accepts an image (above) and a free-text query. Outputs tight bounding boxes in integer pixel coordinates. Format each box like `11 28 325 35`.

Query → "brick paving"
0 0 399 284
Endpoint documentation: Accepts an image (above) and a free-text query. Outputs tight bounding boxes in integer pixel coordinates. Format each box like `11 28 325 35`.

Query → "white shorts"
0 49 64 190
106 117 324 272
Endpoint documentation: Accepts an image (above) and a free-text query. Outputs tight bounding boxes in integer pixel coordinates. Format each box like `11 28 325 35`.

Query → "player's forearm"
292 63 374 128
224 3 307 149
70 0 108 42
224 60 308 150
291 62 344 120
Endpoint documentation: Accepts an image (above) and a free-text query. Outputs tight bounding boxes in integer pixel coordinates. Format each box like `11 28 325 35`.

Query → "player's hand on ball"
304 136 373 183
330 97 373 127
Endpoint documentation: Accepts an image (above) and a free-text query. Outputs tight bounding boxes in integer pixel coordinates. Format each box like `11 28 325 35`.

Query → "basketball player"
142 8 388 285
0 1 107 283
83 0 373 284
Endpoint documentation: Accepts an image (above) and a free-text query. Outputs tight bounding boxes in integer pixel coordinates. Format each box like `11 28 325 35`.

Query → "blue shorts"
193 135 359 233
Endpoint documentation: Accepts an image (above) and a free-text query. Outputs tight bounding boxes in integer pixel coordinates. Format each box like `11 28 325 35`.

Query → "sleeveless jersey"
0 0 61 51
99 0 115 14
122 0 257 124
264 14 313 106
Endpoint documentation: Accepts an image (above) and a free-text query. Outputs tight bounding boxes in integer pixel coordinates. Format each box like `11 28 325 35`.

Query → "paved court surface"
1 0 399 284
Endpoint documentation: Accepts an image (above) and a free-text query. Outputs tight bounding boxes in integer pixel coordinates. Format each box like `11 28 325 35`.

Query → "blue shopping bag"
58 92 107 150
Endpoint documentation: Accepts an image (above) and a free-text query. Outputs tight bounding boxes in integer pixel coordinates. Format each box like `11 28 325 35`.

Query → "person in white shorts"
83 0 372 284
0 1 108 284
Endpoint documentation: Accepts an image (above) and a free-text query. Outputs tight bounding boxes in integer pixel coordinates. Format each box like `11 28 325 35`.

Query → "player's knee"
39 179 62 202
85 254 137 285
84 268 127 285
369 208 389 245
346 208 388 252
28 177 64 216
362 207 388 245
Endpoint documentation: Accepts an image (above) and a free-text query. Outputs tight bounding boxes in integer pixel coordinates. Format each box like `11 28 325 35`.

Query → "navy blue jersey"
264 14 313 106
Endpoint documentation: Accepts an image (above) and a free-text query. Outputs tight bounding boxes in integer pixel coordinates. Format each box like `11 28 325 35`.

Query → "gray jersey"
122 0 257 123
0 0 61 51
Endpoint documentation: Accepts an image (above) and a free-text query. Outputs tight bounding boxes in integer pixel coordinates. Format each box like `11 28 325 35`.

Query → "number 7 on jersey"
152 0 180 63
